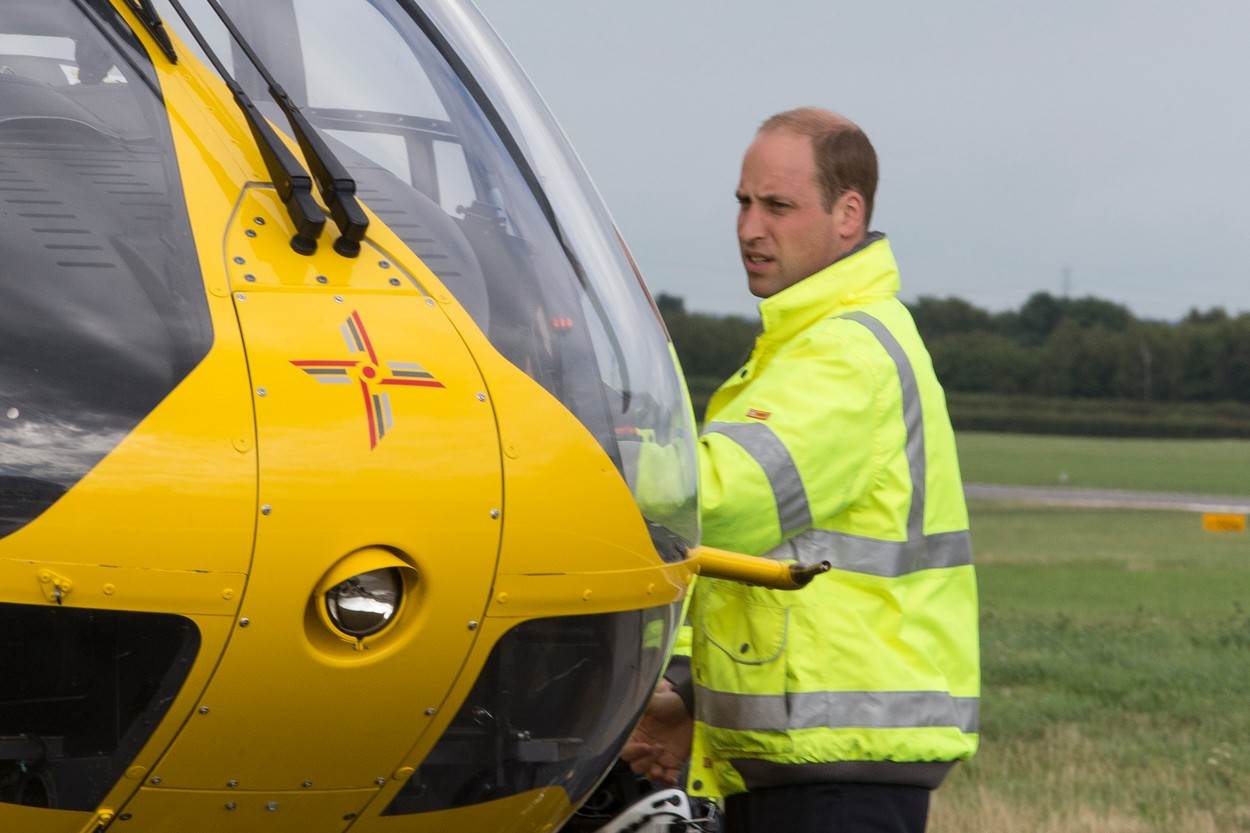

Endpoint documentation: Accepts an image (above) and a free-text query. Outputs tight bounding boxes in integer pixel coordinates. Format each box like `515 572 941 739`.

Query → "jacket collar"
757 232 899 343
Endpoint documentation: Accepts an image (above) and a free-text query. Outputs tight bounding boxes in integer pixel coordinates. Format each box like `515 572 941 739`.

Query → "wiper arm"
124 0 178 64
164 0 324 255
201 0 369 258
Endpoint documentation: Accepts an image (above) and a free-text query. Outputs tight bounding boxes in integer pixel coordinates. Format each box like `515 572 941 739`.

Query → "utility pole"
1061 264 1072 298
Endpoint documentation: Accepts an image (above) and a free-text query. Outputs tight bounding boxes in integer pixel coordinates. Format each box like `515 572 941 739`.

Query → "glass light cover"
324 568 403 637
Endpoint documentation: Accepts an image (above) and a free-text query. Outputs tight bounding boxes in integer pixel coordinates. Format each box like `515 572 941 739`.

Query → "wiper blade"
164 0 324 255
201 0 369 258
124 0 178 63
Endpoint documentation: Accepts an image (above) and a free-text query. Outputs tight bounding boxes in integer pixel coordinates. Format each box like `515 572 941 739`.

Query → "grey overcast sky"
471 0 1249 321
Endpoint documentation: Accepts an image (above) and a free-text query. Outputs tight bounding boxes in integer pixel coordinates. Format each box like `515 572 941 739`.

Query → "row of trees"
657 291 1250 404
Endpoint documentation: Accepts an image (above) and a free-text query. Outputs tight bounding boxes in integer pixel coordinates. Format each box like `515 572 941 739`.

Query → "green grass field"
928 495 1250 832
956 432 1250 494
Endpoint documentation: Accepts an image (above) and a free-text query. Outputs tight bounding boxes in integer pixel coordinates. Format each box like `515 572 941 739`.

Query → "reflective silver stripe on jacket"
770 528 972 578
760 310 972 576
841 311 926 540
730 758 956 790
696 685 980 734
702 421 812 534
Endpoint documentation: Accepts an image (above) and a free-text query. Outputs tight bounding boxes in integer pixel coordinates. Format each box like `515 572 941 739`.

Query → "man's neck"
821 230 882 274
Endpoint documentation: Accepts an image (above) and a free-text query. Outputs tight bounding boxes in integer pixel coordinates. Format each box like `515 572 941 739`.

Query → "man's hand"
620 680 693 786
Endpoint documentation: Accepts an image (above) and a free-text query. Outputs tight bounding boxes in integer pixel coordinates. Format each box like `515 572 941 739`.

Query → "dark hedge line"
659 290 1250 406
946 393 1250 439
688 385 1250 439
660 290 1250 438
914 293 1250 404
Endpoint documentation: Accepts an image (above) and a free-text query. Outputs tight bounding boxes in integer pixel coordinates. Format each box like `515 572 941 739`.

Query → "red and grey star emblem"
291 310 444 449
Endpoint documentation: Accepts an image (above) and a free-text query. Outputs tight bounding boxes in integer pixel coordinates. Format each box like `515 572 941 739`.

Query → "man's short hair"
759 108 878 224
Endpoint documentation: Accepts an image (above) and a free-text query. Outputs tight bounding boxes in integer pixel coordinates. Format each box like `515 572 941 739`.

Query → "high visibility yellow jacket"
688 234 979 797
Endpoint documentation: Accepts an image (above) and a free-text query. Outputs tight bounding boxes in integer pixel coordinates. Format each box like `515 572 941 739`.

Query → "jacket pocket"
695 584 792 755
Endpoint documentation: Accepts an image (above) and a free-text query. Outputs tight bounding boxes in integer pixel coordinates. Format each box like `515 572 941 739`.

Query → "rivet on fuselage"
261 504 272 516
302 780 313 789
266 801 279 812
245 229 257 238
424 707 436 716
256 387 267 397
374 777 386 786
467 620 479 630
227 779 239 788
225 802 237 811
198 706 209 715
238 618 250 628
489 508 500 519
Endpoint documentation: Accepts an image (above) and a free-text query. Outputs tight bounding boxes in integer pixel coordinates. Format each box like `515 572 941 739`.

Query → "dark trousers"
723 782 929 833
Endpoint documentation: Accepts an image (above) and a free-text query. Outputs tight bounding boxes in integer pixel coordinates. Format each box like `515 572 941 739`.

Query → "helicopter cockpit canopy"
147 0 701 555
0 0 212 539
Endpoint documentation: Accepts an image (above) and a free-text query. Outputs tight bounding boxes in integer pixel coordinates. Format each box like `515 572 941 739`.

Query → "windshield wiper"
164 0 324 255
200 0 369 258
124 0 178 63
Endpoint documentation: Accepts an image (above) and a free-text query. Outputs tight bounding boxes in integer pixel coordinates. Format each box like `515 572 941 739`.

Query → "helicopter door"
136 179 505 804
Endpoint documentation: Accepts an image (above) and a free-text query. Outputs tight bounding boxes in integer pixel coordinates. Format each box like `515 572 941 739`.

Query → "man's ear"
834 190 866 239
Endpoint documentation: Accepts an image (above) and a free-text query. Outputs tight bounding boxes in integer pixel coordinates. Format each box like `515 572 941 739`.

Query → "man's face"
736 129 842 298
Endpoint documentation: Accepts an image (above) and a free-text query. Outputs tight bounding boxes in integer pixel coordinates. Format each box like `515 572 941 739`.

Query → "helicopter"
0 2 826 831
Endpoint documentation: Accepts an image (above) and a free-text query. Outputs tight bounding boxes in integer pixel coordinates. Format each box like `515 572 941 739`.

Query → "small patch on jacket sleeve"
745 408 771 421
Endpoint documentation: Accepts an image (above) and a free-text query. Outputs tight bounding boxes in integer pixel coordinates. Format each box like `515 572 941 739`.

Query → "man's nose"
738 205 764 242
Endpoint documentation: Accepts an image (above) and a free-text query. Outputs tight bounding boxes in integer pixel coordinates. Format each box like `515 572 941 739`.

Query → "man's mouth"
744 253 774 272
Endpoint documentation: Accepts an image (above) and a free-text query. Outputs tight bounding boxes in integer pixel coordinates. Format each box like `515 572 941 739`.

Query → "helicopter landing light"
325 569 402 636
315 548 418 646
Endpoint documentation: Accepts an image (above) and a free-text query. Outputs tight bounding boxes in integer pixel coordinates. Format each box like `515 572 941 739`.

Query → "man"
623 108 980 832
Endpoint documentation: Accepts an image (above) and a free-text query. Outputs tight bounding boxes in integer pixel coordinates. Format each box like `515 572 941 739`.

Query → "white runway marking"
965 483 1250 515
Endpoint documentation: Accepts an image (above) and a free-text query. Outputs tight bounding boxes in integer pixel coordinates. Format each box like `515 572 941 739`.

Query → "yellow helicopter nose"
0 2 789 831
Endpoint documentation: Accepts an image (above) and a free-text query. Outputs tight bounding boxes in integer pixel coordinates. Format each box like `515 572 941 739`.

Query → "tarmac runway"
964 483 1250 515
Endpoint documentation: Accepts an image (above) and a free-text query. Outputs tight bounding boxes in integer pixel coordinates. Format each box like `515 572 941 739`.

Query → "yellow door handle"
688 545 830 590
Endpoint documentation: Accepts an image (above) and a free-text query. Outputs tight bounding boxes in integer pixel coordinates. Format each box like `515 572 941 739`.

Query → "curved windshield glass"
385 605 676 814
0 0 212 540
0 603 199 811
156 0 699 553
